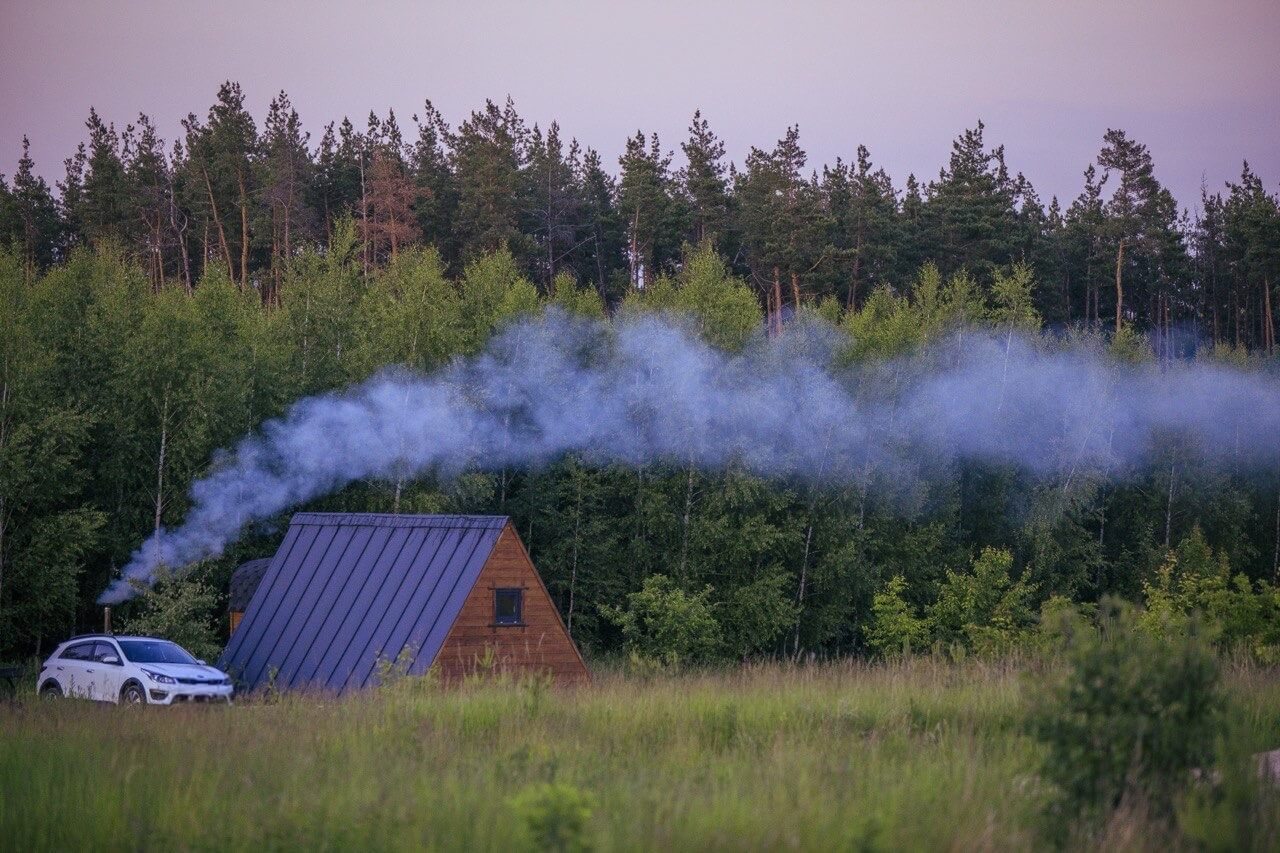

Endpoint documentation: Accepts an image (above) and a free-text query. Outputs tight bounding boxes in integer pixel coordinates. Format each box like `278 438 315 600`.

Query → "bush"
864 575 928 657
603 574 722 665
928 547 1036 656
1029 600 1222 826
510 782 594 852
119 567 221 663
1141 527 1280 657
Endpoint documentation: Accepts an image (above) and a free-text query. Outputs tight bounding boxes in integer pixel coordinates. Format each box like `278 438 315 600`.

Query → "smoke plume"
100 311 1280 604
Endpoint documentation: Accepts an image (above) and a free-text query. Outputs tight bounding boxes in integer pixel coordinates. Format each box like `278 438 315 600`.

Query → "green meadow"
3 659 1279 851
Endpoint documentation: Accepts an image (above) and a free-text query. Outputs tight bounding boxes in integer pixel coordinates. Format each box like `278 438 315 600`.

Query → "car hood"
135 663 229 681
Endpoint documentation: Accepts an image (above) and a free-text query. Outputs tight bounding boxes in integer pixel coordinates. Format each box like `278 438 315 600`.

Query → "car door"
55 641 97 699
91 641 128 702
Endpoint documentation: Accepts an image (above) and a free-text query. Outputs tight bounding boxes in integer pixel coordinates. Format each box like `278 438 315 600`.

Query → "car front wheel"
40 682 62 699
120 682 146 705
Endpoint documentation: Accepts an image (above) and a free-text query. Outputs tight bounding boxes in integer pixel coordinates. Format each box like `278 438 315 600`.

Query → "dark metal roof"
227 558 272 613
218 513 508 693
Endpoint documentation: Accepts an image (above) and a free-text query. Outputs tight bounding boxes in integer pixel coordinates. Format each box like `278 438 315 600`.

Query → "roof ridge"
289 512 510 529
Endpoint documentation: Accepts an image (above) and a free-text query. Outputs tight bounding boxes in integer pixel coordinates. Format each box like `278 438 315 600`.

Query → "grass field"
2 659 1278 851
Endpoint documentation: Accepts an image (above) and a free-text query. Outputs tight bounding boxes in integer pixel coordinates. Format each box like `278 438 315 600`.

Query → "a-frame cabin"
219 513 589 692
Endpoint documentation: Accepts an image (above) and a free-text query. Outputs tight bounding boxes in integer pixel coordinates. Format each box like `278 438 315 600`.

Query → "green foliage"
990 261 1040 331
841 286 920 361
603 574 722 665
1029 601 1222 824
119 567 222 663
549 272 605 319
510 782 595 852
668 242 761 351
1 508 103 651
929 547 1037 657
352 247 462 374
459 246 539 346
1140 527 1280 656
865 575 928 657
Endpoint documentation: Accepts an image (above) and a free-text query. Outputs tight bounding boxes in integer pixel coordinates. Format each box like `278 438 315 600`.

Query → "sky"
1 0 1277 211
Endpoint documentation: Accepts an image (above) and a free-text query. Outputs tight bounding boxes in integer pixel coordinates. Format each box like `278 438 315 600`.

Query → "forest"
2 82 1280 663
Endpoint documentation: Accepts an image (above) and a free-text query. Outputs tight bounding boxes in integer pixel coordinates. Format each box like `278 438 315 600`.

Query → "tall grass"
1 659 1275 851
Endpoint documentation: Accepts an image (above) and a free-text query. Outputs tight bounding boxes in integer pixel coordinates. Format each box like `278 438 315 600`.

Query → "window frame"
92 641 123 665
493 588 524 627
59 642 95 661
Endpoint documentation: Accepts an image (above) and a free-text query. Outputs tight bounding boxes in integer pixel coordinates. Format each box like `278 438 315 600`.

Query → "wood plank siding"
434 523 589 684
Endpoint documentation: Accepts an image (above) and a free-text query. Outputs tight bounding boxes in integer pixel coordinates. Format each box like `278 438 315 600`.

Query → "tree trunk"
792 512 815 657
359 158 369 280
1273 475 1280 581
1265 276 1275 356
791 270 801 316
154 392 169 539
1114 239 1126 334
0 373 8 610
629 207 640 288
202 166 235 284
238 171 250 289
847 253 862 311
567 472 583 636
678 457 695 579
772 266 783 335
1164 461 1176 548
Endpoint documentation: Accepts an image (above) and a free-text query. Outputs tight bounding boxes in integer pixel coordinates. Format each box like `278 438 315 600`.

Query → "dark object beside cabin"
227 558 271 633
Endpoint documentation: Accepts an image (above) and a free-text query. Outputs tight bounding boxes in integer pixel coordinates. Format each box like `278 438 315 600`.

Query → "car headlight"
142 669 176 685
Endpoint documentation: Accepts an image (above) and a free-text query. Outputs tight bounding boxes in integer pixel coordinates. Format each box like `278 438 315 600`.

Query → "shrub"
864 575 928 657
928 547 1037 656
1029 600 1222 825
1141 527 1280 657
510 782 594 852
119 567 221 662
602 574 722 665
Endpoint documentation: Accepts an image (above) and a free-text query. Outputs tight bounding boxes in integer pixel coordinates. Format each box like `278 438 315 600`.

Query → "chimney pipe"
103 606 111 634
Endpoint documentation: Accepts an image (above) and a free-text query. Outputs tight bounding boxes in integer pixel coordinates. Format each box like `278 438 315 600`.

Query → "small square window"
495 588 523 625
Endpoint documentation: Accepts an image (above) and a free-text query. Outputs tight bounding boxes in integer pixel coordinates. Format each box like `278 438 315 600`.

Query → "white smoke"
99 311 1280 604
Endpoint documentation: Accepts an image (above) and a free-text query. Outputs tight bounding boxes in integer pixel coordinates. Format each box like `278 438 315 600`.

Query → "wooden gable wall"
433 523 589 684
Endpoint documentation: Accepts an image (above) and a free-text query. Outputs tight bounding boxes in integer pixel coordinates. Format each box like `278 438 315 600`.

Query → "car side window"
59 642 94 661
92 642 121 664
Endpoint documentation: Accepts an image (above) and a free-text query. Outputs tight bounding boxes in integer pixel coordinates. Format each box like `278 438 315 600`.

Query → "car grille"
177 677 223 685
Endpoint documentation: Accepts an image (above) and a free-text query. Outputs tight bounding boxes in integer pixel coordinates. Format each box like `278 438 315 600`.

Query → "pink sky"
2 0 1277 209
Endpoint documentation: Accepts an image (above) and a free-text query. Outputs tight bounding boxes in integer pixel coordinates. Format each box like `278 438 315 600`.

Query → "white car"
37 635 234 705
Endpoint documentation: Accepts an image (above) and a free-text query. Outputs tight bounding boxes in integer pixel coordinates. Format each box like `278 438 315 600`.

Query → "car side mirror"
197 660 207 666
102 655 120 665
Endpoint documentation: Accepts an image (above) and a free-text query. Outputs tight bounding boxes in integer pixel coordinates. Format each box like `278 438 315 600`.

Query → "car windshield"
117 640 199 665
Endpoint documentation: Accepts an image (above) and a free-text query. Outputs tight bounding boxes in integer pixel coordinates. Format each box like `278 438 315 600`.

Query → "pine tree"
921 121 1020 281
823 145 899 309
453 98 529 261
572 147 624 302
680 110 731 247
125 115 173 289
181 82 259 287
410 100 459 266
525 122 582 290
361 149 419 265
1222 162 1280 352
1095 128 1181 335
617 131 685 289
79 108 136 249
258 92 315 302
310 118 364 241
734 126 826 331
56 143 87 252
7 137 62 271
